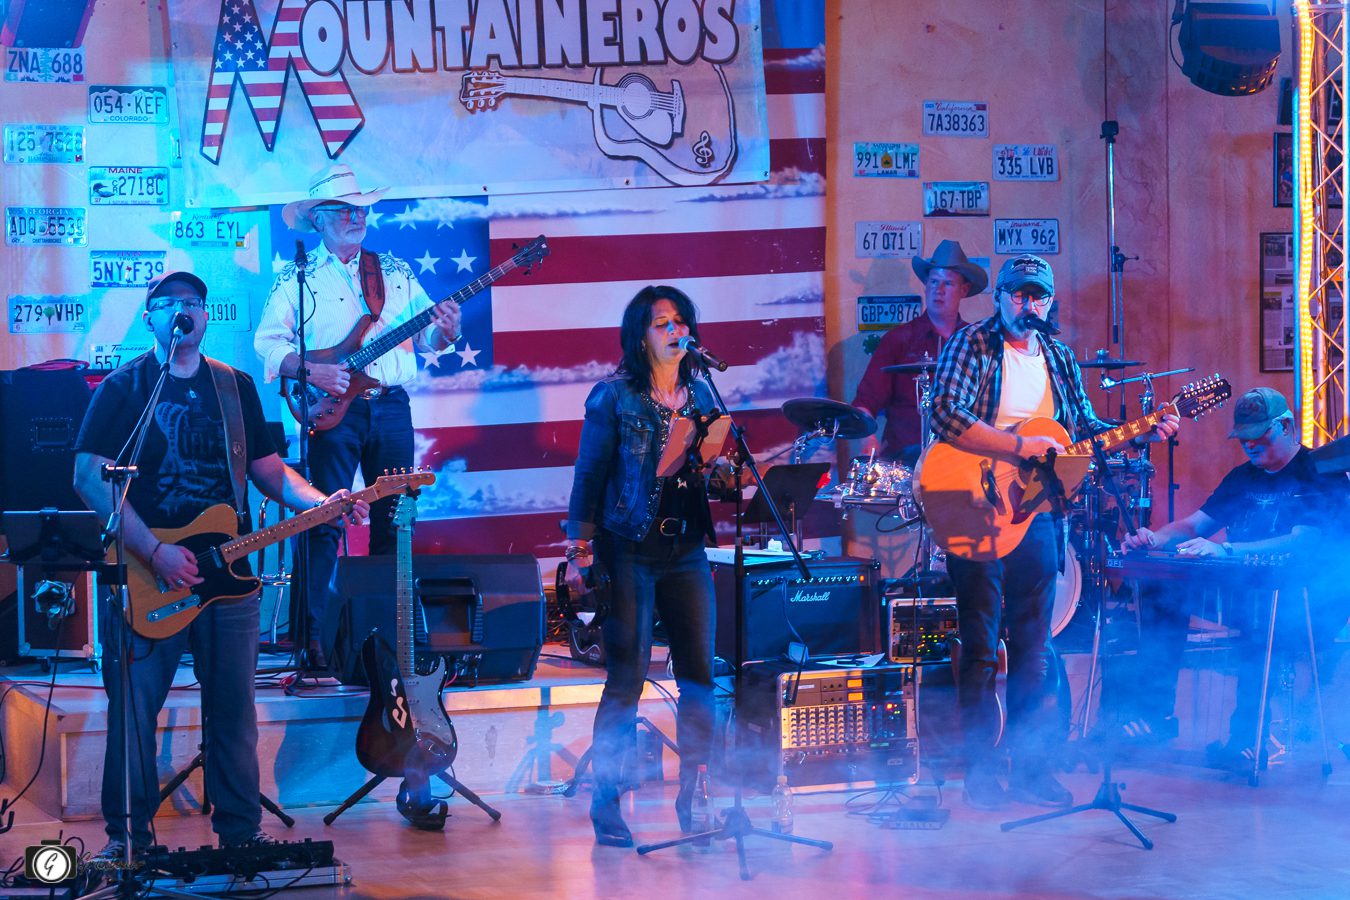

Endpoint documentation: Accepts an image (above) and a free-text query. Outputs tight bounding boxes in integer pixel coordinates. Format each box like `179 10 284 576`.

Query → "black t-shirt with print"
1199 446 1349 543
75 352 275 530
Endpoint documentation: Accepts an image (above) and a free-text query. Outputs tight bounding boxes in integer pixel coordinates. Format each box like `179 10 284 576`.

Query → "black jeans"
302 390 414 633
591 534 716 795
947 514 1060 773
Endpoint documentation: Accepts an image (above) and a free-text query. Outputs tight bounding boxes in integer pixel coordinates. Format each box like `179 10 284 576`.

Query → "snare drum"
1050 551 1081 638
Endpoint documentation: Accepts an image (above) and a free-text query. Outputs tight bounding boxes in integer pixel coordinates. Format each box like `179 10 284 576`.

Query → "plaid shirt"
930 314 1112 443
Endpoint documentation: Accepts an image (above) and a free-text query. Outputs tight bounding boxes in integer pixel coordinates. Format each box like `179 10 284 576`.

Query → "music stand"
2 509 106 569
741 463 829 545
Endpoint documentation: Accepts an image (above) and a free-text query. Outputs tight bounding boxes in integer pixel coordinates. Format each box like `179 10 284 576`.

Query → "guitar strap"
205 357 249 519
359 249 386 321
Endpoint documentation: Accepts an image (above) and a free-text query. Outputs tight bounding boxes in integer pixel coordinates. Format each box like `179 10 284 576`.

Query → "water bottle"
690 764 713 842
771 775 794 834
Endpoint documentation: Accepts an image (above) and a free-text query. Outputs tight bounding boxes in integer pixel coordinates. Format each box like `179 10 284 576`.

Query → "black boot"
675 777 695 833
590 786 633 848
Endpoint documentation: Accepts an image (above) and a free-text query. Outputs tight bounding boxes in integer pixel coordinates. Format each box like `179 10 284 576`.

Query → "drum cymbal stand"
911 366 944 576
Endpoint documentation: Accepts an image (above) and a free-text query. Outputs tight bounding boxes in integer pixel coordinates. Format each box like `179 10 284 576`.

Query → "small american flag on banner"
201 0 363 163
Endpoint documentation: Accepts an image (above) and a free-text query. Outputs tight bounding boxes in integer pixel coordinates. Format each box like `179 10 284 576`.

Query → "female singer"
564 285 719 847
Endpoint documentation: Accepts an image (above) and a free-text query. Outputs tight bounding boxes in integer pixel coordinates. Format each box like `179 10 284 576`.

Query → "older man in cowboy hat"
852 239 987 462
255 165 460 673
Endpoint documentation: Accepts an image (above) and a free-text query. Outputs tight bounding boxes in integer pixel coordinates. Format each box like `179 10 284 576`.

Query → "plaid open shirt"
930 314 1113 443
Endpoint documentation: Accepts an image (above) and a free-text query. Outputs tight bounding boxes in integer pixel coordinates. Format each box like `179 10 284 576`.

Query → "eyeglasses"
312 205 369 222
148 297 206 312
1003 290 1053 308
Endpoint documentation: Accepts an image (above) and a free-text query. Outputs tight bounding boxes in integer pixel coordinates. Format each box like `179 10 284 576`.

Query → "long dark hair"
617 285 702 393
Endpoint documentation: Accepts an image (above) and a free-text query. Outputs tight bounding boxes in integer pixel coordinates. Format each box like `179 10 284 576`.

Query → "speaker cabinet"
0 368 93 515
1 0 97 48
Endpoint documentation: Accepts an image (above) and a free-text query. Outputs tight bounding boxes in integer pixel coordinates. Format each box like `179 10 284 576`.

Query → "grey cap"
995 254 1055 295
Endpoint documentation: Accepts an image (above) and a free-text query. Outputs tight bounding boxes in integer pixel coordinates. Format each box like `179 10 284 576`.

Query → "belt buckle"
658 517 683 537
362 387 384 400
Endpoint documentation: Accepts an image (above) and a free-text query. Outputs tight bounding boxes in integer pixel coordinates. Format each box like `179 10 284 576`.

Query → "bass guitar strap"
359 249 386 321
205 357 249 519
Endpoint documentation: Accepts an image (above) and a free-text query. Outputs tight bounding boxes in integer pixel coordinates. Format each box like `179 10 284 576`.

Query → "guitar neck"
218 482 391 563
395 503 415 678
344 255 524 372
1065 403 1174 456
499 75 618 106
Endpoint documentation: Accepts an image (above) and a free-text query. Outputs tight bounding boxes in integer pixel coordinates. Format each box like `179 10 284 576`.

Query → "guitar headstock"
460 69 506 111
1173 375 1233 420
372 468 436 498
392 491 418 529
513 235 550 272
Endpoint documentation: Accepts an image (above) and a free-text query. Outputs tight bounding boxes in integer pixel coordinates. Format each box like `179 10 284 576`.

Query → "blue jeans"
302 391 414 632
101 594 261 847
592 535 716 793
947 514 1060 772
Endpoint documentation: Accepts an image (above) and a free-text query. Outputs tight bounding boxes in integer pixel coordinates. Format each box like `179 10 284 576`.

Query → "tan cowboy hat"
281 164 389 233
911 239 988 295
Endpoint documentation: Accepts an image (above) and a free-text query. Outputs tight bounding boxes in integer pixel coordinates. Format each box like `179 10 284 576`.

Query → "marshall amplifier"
710 556 880 663
735 659 918 788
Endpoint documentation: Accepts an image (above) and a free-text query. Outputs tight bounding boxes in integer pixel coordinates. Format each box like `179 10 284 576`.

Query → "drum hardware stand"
636 356 832 881
1003 437 1176 849
1099 367 1193 530
157 743 294 828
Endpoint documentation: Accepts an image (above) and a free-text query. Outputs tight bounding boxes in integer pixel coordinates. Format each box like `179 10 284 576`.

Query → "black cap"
144 271 208 309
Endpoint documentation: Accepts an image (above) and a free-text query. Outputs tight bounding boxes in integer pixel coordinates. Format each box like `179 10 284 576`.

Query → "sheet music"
656 415 731 477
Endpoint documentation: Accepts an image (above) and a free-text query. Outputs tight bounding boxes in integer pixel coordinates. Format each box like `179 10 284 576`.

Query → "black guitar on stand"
325 493 501 831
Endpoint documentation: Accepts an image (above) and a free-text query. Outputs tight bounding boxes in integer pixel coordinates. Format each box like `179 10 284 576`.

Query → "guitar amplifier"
735 659 918 788
711 556 880 663
330 553 545 686
887 595 960 663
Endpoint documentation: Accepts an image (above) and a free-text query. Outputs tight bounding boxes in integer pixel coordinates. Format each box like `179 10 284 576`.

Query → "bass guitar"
354 491 458 784
914 376 1231 561
121 470 434 639
281 235 550 434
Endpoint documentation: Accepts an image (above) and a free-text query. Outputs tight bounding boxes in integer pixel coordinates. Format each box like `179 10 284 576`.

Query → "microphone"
677 336 729 372
172 312 195 335
294 240 308 270
1015 313 1060 336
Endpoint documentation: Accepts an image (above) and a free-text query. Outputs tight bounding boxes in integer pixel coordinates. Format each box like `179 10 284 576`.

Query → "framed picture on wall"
1274 132 1293 208
1259 232 1295 372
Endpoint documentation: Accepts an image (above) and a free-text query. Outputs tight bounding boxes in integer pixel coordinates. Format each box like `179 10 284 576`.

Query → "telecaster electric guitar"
282 236 549 434
120 471 435 639
355 491 458 780
914 376 1231 561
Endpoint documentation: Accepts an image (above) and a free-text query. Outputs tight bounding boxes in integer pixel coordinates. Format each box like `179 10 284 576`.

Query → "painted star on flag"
415 250 440 275
419 345 456 368
398 204 417 229
456 342 482 367
365 209 384 229
452 249 476 272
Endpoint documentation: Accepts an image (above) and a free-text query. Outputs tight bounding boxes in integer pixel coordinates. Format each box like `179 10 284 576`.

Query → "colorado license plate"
88 85 170 124
4 123 85 164
89 166 169 206
923 181 990 217
90 250 167 288
9 296 90 334
5 206 87 246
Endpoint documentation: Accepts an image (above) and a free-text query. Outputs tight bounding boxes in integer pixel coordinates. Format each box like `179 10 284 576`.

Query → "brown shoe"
306 638 328 672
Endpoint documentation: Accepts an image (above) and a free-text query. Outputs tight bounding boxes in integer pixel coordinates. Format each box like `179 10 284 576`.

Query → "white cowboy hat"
281 164 389 233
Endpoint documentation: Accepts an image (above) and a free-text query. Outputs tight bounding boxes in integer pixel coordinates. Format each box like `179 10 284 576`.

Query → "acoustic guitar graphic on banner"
458 65 738 187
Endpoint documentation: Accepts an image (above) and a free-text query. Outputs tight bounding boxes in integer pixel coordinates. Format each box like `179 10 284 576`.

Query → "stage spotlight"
1174 2 1282 97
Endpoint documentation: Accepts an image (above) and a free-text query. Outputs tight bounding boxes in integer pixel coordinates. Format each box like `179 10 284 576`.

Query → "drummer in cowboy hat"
852 239 988 463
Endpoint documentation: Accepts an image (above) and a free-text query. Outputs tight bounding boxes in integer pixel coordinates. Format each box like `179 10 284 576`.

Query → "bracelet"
1014 436 1024 455
565 544 591 561
151 540 163 560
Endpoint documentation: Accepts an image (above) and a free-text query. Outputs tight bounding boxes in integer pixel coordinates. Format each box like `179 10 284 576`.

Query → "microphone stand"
636 356 832 881
290 243 316 679
88 329 202 899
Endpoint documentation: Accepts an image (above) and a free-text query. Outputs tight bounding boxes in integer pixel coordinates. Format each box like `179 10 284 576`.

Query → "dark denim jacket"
566 374 718 543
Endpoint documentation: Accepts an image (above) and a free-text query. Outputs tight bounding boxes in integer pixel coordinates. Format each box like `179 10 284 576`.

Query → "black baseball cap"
144 271 208 309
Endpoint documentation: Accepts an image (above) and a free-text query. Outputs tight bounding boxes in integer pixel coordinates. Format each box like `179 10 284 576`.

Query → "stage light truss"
1294 1 1348 446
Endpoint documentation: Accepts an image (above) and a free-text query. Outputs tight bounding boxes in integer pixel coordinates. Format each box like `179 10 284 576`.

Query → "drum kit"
777 354 1168 641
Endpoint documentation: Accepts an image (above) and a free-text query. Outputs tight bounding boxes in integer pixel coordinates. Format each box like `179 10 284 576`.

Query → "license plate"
5 47 86 84
89 166 169 206
994 218 1060 255
853 142 919 178
4 124 85 164
169 210 251 249
857 295 923 332
9 296 90 334
922 100 988 138
90 250 167 288
88 85 170 124
993 144 1059 182
89 341 151 370
205 295 251 332
923 181 990 217
5 206 87 246
855 221 923 258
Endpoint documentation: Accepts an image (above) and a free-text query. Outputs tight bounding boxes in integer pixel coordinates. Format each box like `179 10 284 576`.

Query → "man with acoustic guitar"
73 271 370 863
255 165 461 668
926 254 1180 810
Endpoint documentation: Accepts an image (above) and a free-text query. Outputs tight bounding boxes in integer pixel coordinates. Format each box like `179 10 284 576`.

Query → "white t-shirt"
994 339 1055 429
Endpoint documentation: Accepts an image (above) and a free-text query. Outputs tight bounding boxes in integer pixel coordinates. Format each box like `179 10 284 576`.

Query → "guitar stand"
158 743 294 828
1000 761 1176 850
323 770 501 828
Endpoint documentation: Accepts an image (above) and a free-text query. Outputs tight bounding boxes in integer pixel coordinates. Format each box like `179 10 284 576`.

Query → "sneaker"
221 830 281 849
1206 738 1281 773
1009 770 1073 808
962 767 1009 810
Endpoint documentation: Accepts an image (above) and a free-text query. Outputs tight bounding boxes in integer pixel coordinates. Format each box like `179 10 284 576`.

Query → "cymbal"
1077 358 1143 370
881 359 939 374
781 397 877 439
